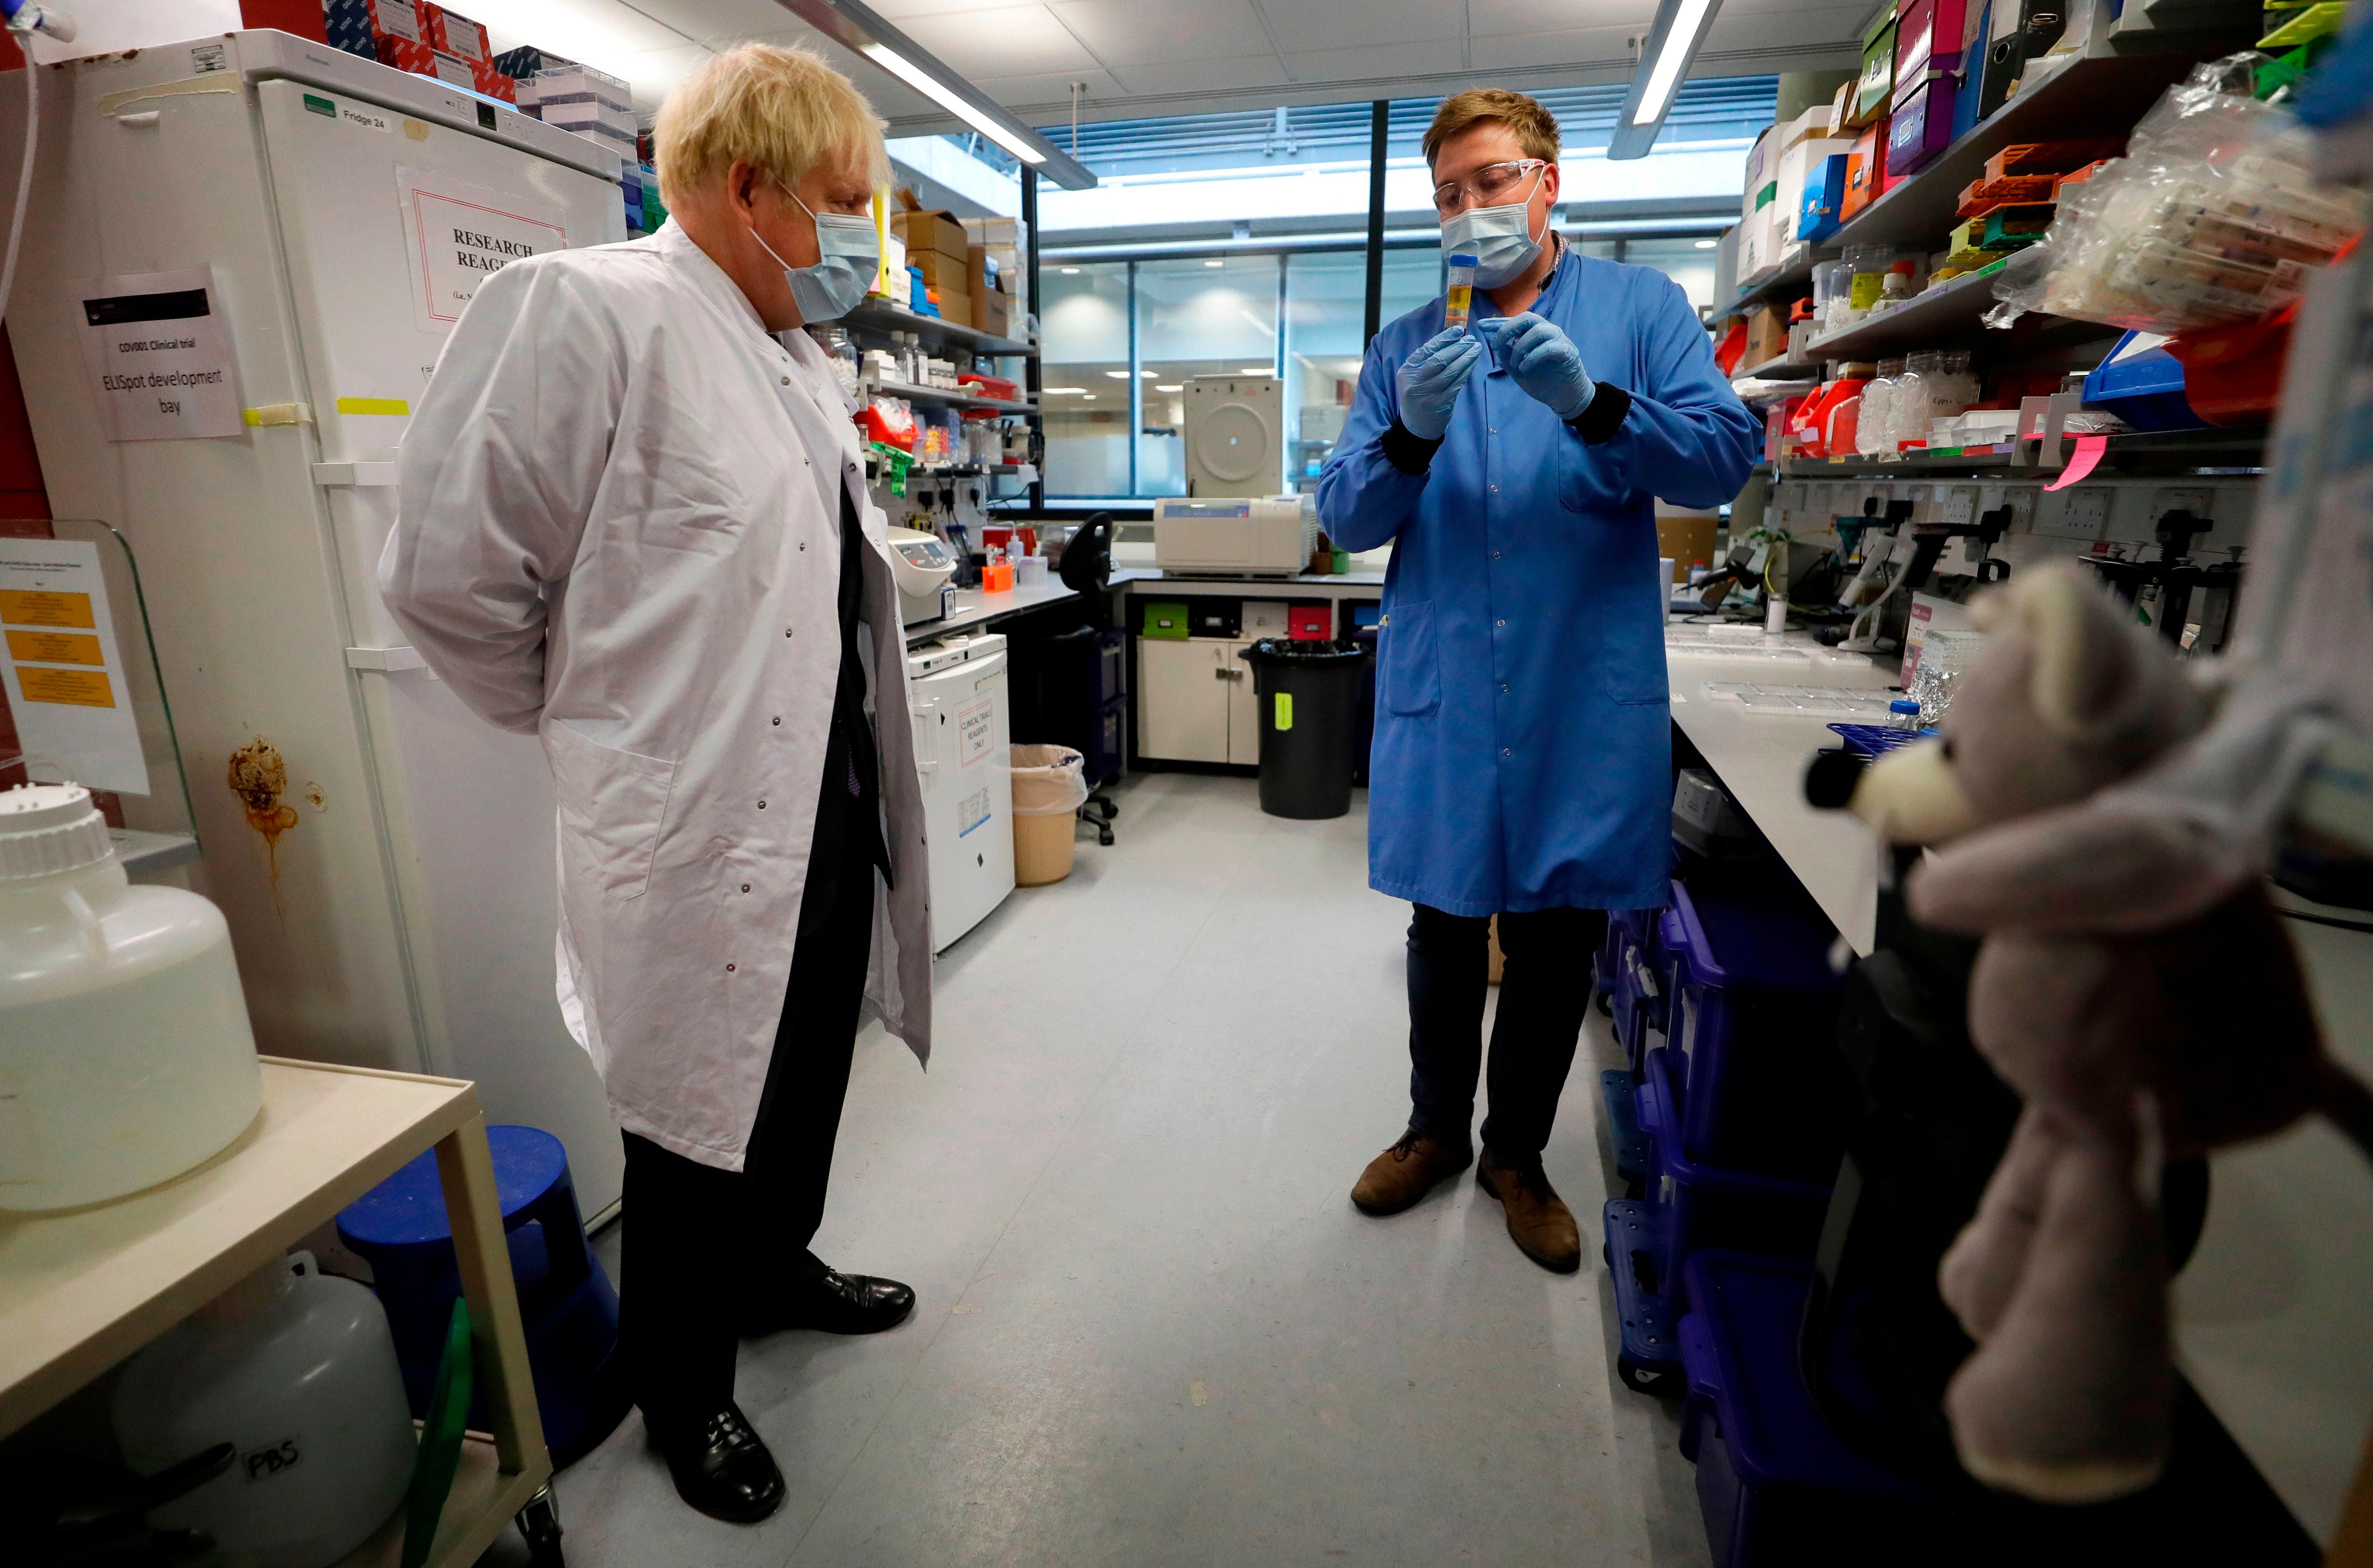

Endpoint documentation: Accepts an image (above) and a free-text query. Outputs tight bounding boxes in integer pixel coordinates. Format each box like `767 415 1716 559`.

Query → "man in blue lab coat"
1319 89 1758 1272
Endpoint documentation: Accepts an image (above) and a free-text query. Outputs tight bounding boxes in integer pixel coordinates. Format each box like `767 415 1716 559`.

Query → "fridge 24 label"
396 166 571 334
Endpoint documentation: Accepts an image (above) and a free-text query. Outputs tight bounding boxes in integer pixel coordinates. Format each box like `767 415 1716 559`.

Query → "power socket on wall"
2032 486 2111 541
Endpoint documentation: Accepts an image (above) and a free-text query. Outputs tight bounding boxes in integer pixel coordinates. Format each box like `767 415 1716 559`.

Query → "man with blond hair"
1320 90 1756 1273
382 44 930 1521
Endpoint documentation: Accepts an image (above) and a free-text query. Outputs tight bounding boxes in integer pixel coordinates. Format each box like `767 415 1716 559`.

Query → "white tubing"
0 37 37 327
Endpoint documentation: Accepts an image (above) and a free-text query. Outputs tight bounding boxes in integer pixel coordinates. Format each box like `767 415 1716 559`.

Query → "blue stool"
338 1125 629 1468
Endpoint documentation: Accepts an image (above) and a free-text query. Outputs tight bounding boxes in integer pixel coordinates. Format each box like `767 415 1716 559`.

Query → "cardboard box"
1656 508 1721 579
425 2 489 64
1744 303 1791 368
1741 125 1779 222
911 248 967 291
1856 8 1899 121
979 291 1012 339
426 47 475 90
893 208 968 263
932 286 973 329
1780 104 1837 149
325 0 426 63
1798 152 1851 243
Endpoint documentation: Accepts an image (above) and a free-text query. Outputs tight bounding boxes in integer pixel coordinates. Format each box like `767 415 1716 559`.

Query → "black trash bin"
1241 638 1370 819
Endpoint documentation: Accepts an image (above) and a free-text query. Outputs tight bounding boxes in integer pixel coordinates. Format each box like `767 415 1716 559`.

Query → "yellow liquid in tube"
1445 283 1472 329
1445 254 1478 331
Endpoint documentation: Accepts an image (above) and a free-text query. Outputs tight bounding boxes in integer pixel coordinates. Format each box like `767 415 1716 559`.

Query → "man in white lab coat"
380 45 931 1523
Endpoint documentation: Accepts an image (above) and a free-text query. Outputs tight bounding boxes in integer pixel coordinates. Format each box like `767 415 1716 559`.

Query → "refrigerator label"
957 697 994 769
0 539 150 795
68 266 246 441
396 166 571 334
957 786 991 839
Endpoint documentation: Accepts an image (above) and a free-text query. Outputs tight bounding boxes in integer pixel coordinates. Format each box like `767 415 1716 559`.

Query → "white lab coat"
379 222 931 1172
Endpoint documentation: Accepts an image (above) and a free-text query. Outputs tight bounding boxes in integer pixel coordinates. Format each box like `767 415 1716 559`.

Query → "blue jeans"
1405 904 1608 1160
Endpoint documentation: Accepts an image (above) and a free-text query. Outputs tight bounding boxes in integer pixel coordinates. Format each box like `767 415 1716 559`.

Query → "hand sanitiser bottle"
0 782 260 1209
1445 253 1478 330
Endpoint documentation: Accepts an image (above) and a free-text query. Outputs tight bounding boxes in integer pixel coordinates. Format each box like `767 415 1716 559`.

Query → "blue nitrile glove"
1393 328 1485 441
1479 312 1595 420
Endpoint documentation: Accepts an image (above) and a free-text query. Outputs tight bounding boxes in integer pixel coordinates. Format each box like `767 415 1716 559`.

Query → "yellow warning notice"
1275 692 1294 732
18 666 115 708
0 589 96 629
6 628 104 666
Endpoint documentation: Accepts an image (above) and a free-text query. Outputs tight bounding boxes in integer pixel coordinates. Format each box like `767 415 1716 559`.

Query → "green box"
1141 600 1191 640
1856 8 1898 122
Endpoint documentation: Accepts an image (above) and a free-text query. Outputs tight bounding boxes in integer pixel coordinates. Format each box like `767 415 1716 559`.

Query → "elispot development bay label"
68 266 245 441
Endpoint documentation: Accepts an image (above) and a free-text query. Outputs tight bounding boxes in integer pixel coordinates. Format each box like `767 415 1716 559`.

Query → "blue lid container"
2082 329 2206 432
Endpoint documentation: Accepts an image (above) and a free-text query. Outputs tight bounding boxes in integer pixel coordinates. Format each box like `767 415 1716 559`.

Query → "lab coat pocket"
1556 436 1627 515
545 721 677 901
1382 599 1441 717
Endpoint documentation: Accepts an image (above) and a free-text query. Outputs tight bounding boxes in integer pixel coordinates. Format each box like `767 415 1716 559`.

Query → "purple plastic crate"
1678 1311 1719 1463
1666 878 1851 1180
1606 906 1670 1070
1684 1250 1940 1567
1826 722 1927 758
1645 1050 1832 1262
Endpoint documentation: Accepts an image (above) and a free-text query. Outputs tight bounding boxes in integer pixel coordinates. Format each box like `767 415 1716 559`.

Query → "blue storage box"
2083 329 2207 432
1605 905 1672 1070
1602 1049 1832 1392
1796 153 1850 245
1666 877 1851 1180
1684 1250 1942 1567
1678 1311 1719 1462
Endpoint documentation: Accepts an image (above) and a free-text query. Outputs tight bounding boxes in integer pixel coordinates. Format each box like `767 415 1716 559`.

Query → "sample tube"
1445 253 1478 330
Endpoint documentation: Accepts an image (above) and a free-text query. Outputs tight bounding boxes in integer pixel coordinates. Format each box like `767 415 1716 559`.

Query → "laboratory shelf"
1827 49 2210 252
1719 242 1829 317
1777 423 2268 478
0 1058 551 1568
844 299 1036 357
868 377 1037 415
1733 355 1823 382
1799 266 2114 362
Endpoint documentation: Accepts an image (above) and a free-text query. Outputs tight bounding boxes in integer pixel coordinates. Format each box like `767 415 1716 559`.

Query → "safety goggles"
1430 158 1548 216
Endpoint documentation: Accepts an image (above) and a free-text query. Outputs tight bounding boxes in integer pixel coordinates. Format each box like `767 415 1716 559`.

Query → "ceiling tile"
1469 0 1644 32
949 65 1129 113
1104 53 1293 96
1275 39 1474 84
1705 6 1866 49
1467 22 1639 70
1254 0 1464 52
877 4 1101 75
1048 0 1277 66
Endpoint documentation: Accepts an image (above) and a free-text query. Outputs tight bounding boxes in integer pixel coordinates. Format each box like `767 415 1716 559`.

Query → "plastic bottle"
1842 244 1893 318
1888 698 1923 732
0 783 261 1210
1445 253 1478 330
1857 358 1903 456
1879 259 1917 308
1889 351 1937 452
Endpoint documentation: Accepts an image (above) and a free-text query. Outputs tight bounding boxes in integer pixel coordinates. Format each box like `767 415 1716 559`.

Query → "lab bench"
0 1058 553 1567
1658 633 2373 1546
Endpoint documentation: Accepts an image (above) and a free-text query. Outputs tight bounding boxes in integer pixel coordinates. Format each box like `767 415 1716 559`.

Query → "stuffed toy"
1839 560 2373 1503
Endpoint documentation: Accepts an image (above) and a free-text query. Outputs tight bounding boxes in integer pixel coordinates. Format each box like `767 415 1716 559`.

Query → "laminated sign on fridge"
69 267 245 441
395 165 571 333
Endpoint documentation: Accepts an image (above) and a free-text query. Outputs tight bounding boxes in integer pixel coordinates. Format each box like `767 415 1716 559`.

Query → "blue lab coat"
1318 249 1760 916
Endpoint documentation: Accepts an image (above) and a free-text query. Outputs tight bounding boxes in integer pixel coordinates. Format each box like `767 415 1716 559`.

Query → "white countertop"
1116 568 1388 592
905 578 1081 645
1664 630 1898 955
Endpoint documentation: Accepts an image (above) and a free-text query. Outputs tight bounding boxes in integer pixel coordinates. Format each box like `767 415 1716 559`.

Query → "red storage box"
425 2 491 66
957 372 1019 403
1287 602 1332 640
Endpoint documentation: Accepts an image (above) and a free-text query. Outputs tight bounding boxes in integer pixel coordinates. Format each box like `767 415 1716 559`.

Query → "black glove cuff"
1568 384 1633 446
1382 418 1446 475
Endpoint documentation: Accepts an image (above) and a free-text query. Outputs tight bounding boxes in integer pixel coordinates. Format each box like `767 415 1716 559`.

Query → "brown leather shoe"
1477 1151 1582 1273
1351 1127 1473 1215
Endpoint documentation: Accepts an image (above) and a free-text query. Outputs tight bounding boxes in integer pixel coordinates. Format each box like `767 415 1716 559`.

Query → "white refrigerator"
3 32 631 1211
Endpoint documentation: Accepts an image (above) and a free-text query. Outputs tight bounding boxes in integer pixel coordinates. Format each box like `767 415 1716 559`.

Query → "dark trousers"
617 857 877 1424
1405 904 1609 1160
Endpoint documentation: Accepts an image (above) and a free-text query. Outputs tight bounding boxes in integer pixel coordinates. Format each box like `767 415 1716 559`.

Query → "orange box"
1840 120 1886 221
1956 173 2055 218
1983 138 2125 180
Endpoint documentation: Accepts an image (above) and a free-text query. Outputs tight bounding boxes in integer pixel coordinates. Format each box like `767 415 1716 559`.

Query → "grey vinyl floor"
484 772 1711 1568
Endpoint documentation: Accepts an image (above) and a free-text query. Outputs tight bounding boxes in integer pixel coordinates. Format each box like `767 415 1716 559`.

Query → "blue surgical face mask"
749 187 880 322
1441 195 1546 290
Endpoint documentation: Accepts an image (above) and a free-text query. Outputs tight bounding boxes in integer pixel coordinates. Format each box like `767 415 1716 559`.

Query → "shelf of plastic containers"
1718 242 1829 317
1800 265 2115 361
1779 422 2270 477
844 299 1037 357
1827 50 2211 251
868 377 1037 414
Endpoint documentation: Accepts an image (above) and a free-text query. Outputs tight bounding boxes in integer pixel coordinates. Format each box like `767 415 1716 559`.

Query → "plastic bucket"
1011 743 1087 885
1242 638 1369 819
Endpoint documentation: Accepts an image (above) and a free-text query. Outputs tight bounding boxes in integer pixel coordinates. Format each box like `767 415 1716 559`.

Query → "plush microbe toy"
1841 560 2373 1503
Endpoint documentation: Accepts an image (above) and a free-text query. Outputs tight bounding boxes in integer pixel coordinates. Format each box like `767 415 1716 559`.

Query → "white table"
1664 633 1897 953
905 577 1081 646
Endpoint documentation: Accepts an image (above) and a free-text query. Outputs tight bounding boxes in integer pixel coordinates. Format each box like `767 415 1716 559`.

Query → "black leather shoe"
646 1403 784 1524
762 1268 916 1335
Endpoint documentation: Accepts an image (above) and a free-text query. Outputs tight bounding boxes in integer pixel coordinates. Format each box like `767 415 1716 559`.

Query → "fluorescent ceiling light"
1155 384 1183 391
1204 259 1224 267
774 0 1095 188
1140 371 1157 378
1241 368 1274 376
1044 386 1087 393
1608 0 1726 160
1695 239 1718 248
1061 267 1080 274
1082 395 1096 401
862 43 1042 167
1104 370 1131 379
